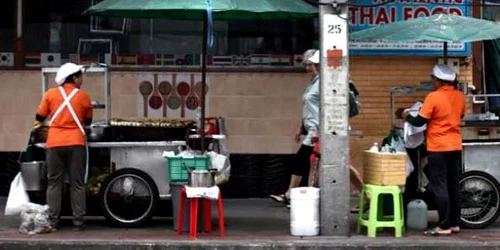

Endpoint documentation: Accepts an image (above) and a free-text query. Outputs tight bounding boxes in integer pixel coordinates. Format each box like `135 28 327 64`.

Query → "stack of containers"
166 154 209 232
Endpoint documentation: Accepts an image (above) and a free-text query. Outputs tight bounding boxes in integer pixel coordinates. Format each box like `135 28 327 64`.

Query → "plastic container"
170 183 204 232
407 199 428 230
167 155 209 183
290 187 320 236
369 143 379 152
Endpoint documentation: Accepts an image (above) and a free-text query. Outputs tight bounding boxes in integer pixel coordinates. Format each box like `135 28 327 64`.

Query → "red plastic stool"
177 186 226 239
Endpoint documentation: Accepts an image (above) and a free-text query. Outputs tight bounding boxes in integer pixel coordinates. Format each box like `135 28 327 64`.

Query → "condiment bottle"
369 143 379 152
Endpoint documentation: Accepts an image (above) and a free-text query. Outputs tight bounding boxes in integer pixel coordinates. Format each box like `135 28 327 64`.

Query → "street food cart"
22 65 217 227
390 84 500 229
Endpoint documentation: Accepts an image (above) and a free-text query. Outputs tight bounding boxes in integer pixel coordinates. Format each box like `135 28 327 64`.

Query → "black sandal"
270 194 289 205
424 228 452 236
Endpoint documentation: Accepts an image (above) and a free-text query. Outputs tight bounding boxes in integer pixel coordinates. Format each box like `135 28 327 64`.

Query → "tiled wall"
0 56 474 168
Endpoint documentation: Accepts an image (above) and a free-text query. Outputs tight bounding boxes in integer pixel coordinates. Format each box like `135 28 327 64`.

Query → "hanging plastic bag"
5 173 30 216
406 156 415 177
207 151 231 185
205 138 231 185
391 136 406 153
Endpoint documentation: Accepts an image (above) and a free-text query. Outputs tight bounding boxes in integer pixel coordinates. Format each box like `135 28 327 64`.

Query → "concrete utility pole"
318 0 350 236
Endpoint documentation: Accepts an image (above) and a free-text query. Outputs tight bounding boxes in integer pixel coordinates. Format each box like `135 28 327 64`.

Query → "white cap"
305 50 320 64
431 64 456 82
302 49 316 63
55 63 86 85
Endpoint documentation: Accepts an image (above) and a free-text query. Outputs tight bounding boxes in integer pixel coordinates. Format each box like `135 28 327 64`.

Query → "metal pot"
189 169 216 188
87 125 109 142
20 161 46 191
181 162 217 187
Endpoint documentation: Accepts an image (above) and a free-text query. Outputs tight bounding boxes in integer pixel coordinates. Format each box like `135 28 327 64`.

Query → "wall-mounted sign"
349 0 471 56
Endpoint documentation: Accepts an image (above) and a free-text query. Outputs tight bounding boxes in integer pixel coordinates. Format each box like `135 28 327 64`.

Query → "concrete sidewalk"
1 197 500 249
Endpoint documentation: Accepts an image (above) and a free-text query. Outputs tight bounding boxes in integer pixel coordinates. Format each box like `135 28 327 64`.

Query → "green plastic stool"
356 184 404 237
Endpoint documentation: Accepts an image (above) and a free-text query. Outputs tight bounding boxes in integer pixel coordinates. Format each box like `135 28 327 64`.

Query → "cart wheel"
460 171 500 229
100 168 159 227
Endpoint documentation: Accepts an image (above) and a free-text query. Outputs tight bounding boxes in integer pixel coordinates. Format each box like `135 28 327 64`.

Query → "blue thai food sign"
349 0 471 56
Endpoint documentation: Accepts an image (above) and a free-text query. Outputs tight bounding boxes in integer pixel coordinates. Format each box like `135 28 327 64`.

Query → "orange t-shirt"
36 84 93 148
419 85 465 152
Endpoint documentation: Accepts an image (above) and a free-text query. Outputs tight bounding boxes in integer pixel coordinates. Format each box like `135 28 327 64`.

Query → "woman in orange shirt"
34 63 93 231
403 64 465 236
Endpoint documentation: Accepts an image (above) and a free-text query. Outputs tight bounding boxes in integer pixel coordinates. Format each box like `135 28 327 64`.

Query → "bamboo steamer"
362 151 407 186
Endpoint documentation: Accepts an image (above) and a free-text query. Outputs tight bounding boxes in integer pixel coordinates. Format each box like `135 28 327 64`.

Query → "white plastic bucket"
290 187 320 236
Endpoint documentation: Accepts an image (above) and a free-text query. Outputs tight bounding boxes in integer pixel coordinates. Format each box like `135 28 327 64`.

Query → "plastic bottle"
380 145 390 153
369 142 379 152
407 199 428 230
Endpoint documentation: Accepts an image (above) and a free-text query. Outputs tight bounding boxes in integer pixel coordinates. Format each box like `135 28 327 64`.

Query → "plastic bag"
19 210 35 235
390 134 406 153
5 173 30 216
19 203 51 234
406 156 414 177
207 151 231 185
34 211 52 234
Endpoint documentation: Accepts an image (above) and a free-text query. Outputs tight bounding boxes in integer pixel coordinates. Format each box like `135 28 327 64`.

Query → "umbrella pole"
200 12 208 152
443 42 448 65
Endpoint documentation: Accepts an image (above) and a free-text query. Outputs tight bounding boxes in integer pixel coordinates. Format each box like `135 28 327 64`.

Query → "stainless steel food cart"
26 65 194 227
390 85 500 229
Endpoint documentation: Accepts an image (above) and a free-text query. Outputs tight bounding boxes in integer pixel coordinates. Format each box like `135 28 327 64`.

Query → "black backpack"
349 81 360 118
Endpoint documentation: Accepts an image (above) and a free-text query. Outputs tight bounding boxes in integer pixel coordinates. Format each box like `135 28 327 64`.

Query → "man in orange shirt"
403 64 465 236
34 63 93 231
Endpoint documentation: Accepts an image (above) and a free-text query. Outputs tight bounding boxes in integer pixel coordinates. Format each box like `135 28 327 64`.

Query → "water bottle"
369 142 379 152
407 199 428 230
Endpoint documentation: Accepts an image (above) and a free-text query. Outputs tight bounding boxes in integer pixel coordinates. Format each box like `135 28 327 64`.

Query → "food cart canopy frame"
84 0 318 151
41 65 111 125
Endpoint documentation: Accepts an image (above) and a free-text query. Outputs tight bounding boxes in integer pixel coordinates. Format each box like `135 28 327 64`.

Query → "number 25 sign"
323 14 348 69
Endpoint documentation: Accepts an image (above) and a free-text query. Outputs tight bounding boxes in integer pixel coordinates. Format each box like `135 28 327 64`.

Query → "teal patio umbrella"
85 0 317 20
350 13 500 60
85 0 318 151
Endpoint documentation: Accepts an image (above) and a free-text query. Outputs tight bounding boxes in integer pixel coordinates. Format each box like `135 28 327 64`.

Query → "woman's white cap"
304 49 320 64
55 63 86 85
431 64 456 82
306 50 320 64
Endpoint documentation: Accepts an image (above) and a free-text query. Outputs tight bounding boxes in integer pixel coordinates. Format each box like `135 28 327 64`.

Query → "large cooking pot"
87 124 111 142
189 169 216 188
182 162 216 187
20 161 47 191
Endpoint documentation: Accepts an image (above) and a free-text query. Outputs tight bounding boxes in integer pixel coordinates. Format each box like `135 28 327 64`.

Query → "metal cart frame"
36 66 189 227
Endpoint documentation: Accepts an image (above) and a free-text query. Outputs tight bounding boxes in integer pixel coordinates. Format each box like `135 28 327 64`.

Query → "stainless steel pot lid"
192 169 208 174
